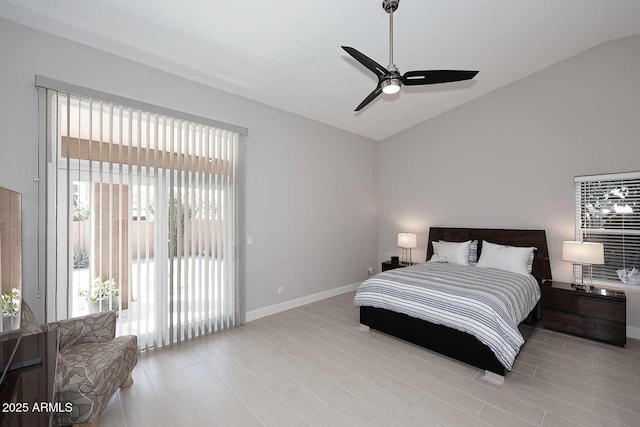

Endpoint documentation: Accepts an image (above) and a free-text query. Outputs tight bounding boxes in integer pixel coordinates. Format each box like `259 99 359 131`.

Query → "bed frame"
360 227 552 380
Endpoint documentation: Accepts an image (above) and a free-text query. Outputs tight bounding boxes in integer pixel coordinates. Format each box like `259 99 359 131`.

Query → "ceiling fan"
342 0 479 111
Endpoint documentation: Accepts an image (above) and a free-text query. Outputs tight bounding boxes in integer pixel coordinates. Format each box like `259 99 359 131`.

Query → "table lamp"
397 233 417 265
562 241 604 291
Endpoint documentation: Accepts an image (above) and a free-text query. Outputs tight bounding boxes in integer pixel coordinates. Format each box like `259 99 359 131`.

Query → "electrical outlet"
277 286 284 295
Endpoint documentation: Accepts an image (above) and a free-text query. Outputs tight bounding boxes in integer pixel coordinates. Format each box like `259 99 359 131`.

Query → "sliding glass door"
41 90 239 350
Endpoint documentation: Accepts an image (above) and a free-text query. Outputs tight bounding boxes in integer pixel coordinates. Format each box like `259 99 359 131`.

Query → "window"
37 77 245 350
575 172 640 284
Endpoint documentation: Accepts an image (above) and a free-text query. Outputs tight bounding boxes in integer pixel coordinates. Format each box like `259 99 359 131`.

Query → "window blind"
38 83 241 351
575 172 640 283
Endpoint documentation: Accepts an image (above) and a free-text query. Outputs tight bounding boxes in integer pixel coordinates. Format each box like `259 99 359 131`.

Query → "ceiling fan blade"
401 70 479 86
355 86 383 112
342 46 388 79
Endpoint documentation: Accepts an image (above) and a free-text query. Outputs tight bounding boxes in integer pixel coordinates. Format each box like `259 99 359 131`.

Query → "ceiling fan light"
381 78 401 94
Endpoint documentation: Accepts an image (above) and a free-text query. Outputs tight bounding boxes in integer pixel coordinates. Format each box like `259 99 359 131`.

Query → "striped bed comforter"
354 262 540 370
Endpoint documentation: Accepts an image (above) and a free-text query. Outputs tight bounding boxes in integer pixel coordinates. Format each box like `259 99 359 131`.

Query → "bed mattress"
354 262 540 370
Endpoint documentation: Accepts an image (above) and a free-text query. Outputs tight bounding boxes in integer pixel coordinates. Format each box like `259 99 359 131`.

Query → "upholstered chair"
21 301 138 427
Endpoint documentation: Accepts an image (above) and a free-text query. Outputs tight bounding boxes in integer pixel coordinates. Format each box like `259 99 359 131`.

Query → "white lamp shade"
562 241 604 265
397 233 417 249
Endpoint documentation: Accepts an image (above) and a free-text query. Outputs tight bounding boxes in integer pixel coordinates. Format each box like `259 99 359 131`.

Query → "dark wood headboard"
426 227 552 283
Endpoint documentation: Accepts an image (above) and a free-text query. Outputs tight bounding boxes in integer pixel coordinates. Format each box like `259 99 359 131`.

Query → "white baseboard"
627 325 640 340
245 282 361 323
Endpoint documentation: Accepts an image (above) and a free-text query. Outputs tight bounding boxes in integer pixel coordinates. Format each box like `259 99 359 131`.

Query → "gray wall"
379 34 640 333
0 18 378 320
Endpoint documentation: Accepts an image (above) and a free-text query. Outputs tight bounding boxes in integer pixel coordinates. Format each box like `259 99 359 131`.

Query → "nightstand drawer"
583 316 626 346
579 297 625 323
381 261 411 272
542 290 578 312
542 309 583 335
381 263 399 272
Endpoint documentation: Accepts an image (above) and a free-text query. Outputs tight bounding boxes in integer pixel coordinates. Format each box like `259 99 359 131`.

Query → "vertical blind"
39 84 241 350
575 172 640 283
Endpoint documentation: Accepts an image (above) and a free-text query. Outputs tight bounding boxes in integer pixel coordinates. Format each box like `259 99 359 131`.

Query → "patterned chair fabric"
20 301 138 426
20 300 44 335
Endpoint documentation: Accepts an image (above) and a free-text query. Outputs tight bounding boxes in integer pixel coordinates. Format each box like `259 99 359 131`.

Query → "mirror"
0 186 21 333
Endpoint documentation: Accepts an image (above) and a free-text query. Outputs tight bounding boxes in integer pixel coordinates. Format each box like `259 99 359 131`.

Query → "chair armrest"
20 300 50 336
21 323 50 336
48 311 117 350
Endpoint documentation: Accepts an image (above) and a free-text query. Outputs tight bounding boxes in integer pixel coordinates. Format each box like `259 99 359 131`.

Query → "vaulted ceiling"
2 0 640 140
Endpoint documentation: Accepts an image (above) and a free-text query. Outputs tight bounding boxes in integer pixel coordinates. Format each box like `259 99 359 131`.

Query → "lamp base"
572 283 591 292
572 263 595 292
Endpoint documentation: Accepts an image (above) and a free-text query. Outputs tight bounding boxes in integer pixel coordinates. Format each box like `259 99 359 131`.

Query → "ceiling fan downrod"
382 0 401 94
383 0 399 69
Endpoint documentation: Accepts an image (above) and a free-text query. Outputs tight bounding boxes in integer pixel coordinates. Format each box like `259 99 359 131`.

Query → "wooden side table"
541 281 626 346
0 330 58 426
381 260 413 272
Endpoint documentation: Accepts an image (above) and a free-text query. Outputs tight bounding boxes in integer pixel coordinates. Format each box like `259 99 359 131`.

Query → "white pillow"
430 240 472 265
476 241 535 276
525 250 535 274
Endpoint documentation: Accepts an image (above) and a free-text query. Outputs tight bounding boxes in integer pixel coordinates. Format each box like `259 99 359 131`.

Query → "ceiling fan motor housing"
381 78 401 94
381 64 401 93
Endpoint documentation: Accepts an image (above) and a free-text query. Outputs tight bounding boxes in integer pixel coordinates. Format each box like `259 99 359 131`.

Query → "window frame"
575 171 640 287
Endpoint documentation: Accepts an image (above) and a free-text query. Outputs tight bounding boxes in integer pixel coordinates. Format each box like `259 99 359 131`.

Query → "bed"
356 227 551 382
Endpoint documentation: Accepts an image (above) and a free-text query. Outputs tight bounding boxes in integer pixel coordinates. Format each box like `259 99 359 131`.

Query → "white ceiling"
2 0 640 140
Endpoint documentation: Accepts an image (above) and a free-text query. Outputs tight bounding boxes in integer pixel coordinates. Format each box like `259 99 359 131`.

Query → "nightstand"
381 260 412 272
541 281 626 346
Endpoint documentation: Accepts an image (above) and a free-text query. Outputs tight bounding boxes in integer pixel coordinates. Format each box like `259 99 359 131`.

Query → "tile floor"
100 292 640 427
